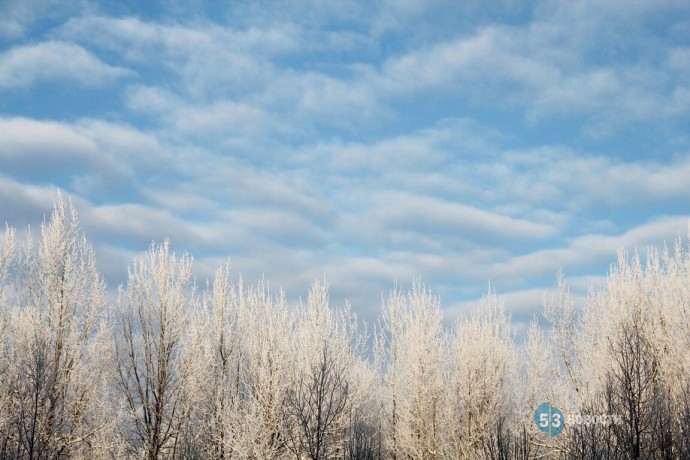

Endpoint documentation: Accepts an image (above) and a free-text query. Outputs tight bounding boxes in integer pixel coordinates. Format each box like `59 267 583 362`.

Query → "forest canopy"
1 195 689 459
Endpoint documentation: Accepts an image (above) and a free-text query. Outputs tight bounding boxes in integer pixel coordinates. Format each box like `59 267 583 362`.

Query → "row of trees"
0 196 689 459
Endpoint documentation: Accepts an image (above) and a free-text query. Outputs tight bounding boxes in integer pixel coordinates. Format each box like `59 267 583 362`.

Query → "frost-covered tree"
444 289 517 459
377 281 446 460
0 225 16 457
229 280 294 459
115 240 195 459
182 264 244 458
6 192 690 459
569 245 690 458
0 195 111 459
527 243 690 458
286 281 368 460
286 341 349 459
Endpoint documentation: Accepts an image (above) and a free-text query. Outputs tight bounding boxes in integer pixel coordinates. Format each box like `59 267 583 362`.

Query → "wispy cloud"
362 1 690 131
0 41 132 88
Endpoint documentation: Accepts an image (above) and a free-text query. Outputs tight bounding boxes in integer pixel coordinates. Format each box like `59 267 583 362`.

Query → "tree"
115 240 195 459
0 225 16 457
547 243 690 458
7 191 690 459
285 280 366 460
230 280 294 459
607 313 660 458
286 341 350 460
444 289 517 459
185 264 245 459
0 195 110 459
377 281 446 460
344 408 378 460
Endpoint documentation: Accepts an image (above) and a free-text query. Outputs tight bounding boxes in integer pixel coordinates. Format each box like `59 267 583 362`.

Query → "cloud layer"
1 0 689 331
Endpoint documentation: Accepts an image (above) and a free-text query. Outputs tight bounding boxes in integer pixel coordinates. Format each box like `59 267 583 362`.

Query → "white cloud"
74 119 165 164
0 117 97 158
125 85 179 115
469 145 690 213
445 287 554 322
488 216 690 283
59 15 304 57
0 18 23 40
0 175 56 226
0 0 69 41
0 117 128 195
85 203 209 247
371 191 557 241
375 28 498 95
59 16 388 131
174 101 278 135
57 16 296 98
0 117 176 199
0 40 132 88
358 2 690 129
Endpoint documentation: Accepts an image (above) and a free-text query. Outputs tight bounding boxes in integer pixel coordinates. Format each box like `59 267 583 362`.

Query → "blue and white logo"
534 402 564 436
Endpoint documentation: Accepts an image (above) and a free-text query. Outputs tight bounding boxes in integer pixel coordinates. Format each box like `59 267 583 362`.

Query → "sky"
1 0 690 333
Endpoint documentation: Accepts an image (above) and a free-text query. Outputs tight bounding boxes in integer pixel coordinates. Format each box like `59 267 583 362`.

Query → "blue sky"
1 0 690 332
